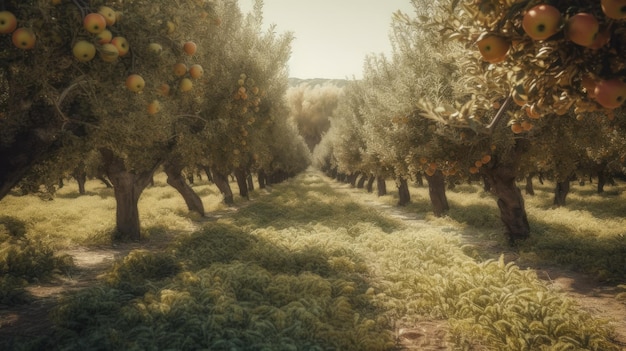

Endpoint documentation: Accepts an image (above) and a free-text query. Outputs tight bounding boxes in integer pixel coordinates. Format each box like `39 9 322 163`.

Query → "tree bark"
356 174 367 189
163 160 205 216
348 172 360 187
525 174 535 195
376 176 387 196
596 162 607 194
100 148 159 241
415 172 424 187
258 168 267 189
212 169 234 205
72 165 87 195
397 177 411 206
366 174 375 193
247 173 254 191
234 167 249 200
97 175 113 188
553 180 570 207
425 171 449 217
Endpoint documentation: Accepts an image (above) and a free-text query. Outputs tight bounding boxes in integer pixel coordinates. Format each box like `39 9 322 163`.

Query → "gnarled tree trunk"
356 174 367 189
72 163 87 195
425 171 449 217
163 159 205 216
258 168 267 189
397 177 411 206
525 174 535 195
100 148 160 241
366 174 375 193
212 169 234 205
553 180 570 207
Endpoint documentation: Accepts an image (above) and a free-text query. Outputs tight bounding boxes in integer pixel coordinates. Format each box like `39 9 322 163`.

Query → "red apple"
12 28 36 49
72 40 96 62
602 0 626 20
125 74 145 92
566 13 599 47
183 41 197 55
189 64 204 79
173 63 187 76
477 35 510 63
83 13 107 34
594 79 626 109
522 4 561 40
111 36 129 56
0 11 17 34
98 6 116 26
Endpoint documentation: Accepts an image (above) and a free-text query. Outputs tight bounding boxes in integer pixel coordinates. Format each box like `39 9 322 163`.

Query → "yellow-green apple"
99 43 119 62
189 64 204 79
95 29 112 44
179 78 193 92
477 34 510 63
12 28 36 49
148 43 162 55
125 74 145 92
183 41 197 55
602 0 626 19
173 63 187 76
0 11 17 34
566 13 599 47
594 79 626 109
83 13 107 34
111 36 129 56
72 40 96 62
98 6 116 26
522 4 561 40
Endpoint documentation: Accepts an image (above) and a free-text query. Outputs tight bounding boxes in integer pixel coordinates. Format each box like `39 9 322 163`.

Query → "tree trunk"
366 174 375 193
553 180 570 207
348 172 360 187
201 165 214 183
234 167 249 200
596 162 607 194
72 165 87 195
356 174 367 189
163 160 205 216
415 173 424 187
100 148 159 241
97 175 113 188
212 169 234 205
258 169 267 189
376 176 387 196
397 177 411 206
525 174 535 195
483 140 530 243
482 174 492 192
247 173 254 191
425 171 449 217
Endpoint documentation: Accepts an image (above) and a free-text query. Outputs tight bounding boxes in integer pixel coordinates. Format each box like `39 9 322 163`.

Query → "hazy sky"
238 0 415 80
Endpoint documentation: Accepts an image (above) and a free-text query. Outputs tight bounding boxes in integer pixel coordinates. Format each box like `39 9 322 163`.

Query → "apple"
173 63 187 76
147 100 161 115
589 27 610 50
98 6 116 26
180 78 193 92
99 43 119 62
95 29 112 44
0 11 17 34
157 83 170 96
602 0 626 20
148 43 162 55
183 41 197 55
522 4 561 40
189 64 204 79
111 36 129 56
72 40 96 62
594 79 626 109
12 28 36 49
566 13 599 47
83 13 107 34
477 35 510 63
125 74 145 92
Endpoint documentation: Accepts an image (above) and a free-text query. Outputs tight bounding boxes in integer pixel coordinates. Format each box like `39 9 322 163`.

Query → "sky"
238 0 415 80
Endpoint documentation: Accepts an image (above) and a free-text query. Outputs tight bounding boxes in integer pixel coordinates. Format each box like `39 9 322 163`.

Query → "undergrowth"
31 172 619 350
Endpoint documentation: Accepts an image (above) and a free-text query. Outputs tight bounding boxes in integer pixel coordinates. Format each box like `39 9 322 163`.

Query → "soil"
1 177 625 351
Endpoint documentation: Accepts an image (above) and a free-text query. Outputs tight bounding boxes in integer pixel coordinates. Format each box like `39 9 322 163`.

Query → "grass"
1 170 624 350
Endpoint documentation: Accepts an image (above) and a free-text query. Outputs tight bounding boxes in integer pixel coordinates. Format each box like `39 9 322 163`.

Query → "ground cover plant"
1 171 623 350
